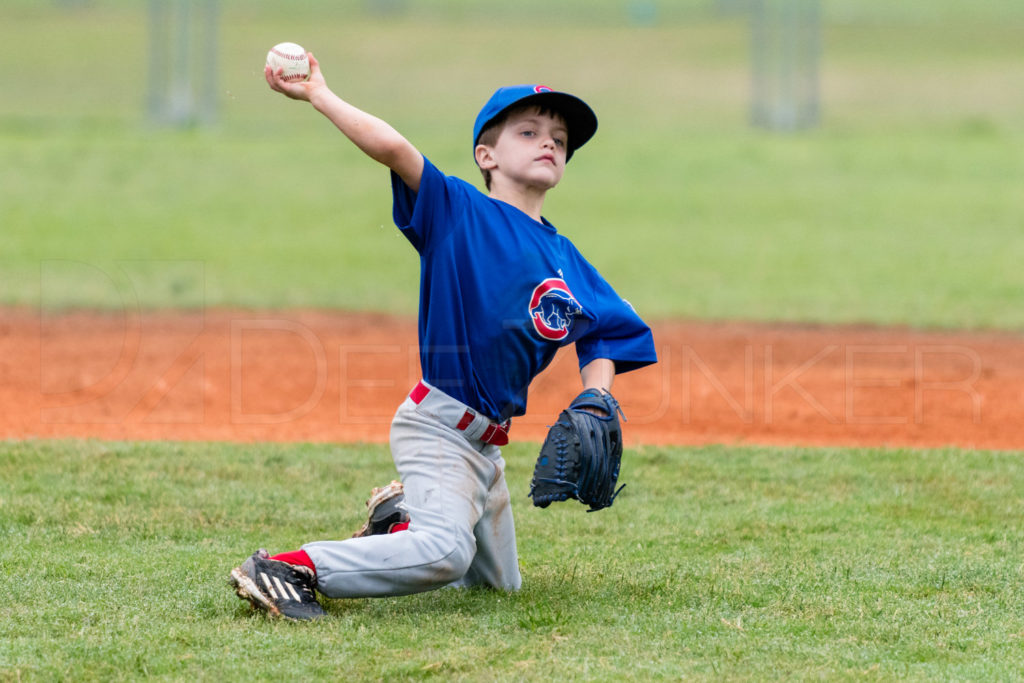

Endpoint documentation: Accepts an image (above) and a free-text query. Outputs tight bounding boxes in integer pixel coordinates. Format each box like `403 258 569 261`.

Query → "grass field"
1 440 1022 680
3 2 1024 680
2 1 1023 328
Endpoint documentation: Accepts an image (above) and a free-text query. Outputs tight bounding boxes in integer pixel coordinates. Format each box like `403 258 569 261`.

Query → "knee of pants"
426 527 476 586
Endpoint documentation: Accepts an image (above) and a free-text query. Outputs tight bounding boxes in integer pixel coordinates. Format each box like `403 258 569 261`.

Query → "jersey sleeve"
572 257 657 375
391 155 461 253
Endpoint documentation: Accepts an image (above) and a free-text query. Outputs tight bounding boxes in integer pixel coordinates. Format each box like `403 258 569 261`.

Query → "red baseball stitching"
270 47 306 62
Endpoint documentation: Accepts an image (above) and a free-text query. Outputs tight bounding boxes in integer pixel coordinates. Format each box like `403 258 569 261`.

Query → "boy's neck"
488 184 548 223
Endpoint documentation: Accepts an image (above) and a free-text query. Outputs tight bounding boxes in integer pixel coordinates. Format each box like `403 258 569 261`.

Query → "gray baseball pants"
302 383 522 597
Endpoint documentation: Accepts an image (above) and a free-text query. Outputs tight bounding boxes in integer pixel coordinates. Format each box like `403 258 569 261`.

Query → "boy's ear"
475 144 497 170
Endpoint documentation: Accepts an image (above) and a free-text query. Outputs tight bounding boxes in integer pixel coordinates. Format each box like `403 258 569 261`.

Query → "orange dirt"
2 308 1022 450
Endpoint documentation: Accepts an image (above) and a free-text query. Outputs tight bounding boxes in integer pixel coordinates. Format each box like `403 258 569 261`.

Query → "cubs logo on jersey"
529 278 583 341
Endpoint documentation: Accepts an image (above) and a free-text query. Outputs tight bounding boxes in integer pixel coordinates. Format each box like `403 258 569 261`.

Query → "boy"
229 53 657 621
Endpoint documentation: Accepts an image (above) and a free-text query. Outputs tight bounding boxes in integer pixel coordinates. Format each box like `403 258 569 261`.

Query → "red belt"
410 381 511 446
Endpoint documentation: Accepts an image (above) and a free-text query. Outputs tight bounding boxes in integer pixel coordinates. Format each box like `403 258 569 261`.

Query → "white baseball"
266 42 310 82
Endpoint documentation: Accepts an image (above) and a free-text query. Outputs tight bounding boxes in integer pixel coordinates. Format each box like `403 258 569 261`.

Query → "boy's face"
478 107 569 192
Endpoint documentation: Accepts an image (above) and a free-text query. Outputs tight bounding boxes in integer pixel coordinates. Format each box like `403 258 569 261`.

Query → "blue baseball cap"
472 84 598 163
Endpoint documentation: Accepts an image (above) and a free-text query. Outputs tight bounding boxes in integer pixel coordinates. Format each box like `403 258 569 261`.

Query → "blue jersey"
392 156 656 422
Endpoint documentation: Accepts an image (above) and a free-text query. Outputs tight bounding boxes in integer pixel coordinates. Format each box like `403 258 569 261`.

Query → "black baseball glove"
529 389 626 512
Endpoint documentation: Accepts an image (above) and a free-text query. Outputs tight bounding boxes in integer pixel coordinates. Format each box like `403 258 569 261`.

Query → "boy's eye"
521 130 535 137
554 138 566 147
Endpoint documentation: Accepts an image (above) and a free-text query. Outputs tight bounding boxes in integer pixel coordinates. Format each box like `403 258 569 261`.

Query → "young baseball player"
229 53 657 620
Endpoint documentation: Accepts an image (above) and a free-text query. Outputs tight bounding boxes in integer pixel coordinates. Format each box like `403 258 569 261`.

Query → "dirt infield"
2 308 1022 450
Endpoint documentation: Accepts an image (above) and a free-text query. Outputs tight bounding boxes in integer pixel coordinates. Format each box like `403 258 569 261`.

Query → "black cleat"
229 549 325 621
352 480 410 537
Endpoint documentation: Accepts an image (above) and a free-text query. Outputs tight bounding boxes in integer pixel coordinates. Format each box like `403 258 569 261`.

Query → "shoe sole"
352 480 406 537
229 567 283 618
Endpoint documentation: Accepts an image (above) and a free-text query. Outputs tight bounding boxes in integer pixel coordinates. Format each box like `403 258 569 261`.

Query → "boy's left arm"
580 357 615 392
580 358 616 417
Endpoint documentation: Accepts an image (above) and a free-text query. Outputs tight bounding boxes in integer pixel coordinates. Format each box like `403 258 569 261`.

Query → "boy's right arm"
266 53 424 192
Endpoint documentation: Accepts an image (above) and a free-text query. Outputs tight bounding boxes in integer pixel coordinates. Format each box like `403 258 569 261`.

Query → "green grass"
3 5 1022 680
2 2 1023 329
1 439 1022 680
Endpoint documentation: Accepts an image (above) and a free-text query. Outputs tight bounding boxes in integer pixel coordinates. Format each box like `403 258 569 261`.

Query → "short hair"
475 104 564 191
